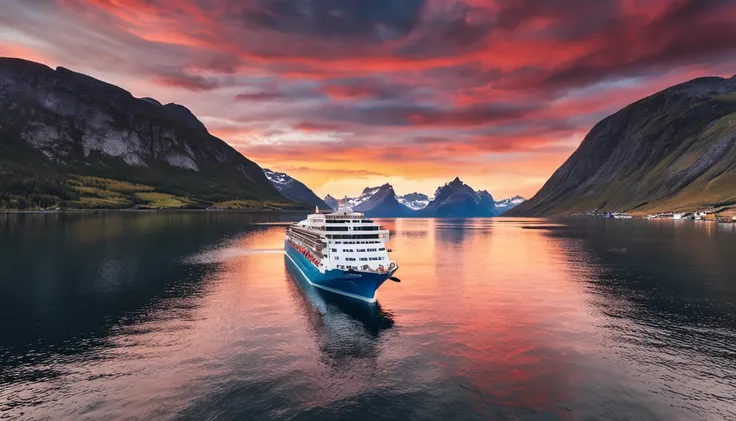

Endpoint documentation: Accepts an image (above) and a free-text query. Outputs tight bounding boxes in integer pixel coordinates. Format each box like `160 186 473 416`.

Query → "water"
1 213 735 421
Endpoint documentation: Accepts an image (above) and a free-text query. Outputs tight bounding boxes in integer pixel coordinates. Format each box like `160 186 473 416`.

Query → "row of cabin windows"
323 226 379 232
326 235 380 239
337 265 361 270
334 256 384 261
330 247 386 253
333 241 380 245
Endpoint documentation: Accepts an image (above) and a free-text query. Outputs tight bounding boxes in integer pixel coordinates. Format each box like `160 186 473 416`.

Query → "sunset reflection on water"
1 214 735 420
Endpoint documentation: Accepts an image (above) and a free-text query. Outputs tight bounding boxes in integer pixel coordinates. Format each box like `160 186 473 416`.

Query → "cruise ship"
284 206 399 303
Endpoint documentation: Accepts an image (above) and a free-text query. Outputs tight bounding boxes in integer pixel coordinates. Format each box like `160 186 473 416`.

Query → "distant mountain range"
510 75 736 216
0 58 298 210
263 169 330 210
322 176 524 217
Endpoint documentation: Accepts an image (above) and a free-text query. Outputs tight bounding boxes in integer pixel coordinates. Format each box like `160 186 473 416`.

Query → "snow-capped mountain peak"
325 184 414 217
346 184 392 208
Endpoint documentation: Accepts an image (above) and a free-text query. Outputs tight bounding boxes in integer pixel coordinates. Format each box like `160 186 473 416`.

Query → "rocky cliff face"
0 58 285 204
510 76 736 216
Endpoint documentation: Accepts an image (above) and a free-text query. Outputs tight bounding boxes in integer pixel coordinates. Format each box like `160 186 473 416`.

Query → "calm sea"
1 213 735 421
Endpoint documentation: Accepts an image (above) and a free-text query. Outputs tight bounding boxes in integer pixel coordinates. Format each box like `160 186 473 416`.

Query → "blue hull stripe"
284 240 394 303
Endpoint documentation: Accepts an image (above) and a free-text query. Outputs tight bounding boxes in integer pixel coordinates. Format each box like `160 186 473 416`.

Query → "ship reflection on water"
285 257 395 353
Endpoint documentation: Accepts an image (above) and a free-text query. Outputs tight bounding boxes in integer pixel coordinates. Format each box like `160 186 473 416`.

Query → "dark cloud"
153 72 220 91
239 0 426 40
319 77 426 101
234 91 290 101
315 101 542 128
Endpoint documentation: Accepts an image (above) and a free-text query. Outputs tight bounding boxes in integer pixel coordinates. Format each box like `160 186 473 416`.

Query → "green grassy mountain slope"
509 76 736 216
0 58 299 210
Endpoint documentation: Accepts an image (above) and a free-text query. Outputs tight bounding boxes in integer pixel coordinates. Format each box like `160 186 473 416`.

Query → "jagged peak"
361 183 393 195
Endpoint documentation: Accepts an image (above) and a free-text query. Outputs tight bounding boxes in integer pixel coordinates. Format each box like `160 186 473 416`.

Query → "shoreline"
0 208 311 215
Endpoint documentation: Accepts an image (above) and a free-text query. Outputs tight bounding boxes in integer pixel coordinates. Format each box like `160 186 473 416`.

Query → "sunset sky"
2 0 736 199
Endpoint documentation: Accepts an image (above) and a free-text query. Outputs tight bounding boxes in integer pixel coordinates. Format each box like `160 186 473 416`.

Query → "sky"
2 0 736 200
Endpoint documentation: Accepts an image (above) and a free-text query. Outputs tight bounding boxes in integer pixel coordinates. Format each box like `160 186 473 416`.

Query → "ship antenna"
315 205 319 214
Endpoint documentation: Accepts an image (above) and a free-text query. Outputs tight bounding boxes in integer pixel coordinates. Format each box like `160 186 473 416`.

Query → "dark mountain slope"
263 169 330 209
509 76 736 216
476 190 495 209
421 177 497 217
324 194 339 210
0 58 292 209
352 184 413 217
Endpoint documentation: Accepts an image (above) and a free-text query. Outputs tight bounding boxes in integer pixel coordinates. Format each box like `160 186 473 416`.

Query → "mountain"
263 169 330 209
324 194 339 210
0 58 297 210
509 76 736 216
476 190 495 208
398 192 430 210
350 184 413 217
494 196 526 213
326 179 516 218
420 177 498 217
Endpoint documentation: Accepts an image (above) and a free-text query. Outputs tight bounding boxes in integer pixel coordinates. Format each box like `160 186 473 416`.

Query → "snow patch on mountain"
398 192 430 210
263 168 292 185
345 187 381 208
494 195 526 210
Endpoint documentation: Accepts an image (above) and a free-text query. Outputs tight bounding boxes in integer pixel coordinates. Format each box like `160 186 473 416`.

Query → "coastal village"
590 207 736 222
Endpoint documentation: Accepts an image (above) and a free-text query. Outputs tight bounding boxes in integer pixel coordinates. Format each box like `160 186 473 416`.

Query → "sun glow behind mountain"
3 0 736 199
